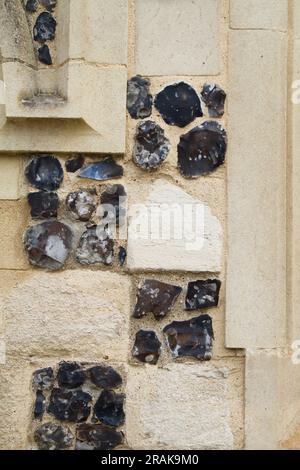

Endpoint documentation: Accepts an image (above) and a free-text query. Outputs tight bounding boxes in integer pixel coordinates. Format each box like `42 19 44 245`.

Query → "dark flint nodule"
155 82 203 127
65 154 85 173
118 246 127 266
101 184 126 227
33 12 57 43
33 367 54 390
178 121 227 178
76 226 114 266
66 189 97 222
48 388 92 422
163 314 214 361
133 279 182 320
25 155 63 191
79 158 123 181
201 84 226 118
76 423 123 451
127 75 153 119
24 221 73 271
39 0 57 12
132 330 162 365
38 44 52 65
94 390 125 427
89 365 122 390
33 390 46 420
28 192 59 219
185 279 221 310
25 0 38 13
57 362 86 389
133 120 170 170
34 423 74 450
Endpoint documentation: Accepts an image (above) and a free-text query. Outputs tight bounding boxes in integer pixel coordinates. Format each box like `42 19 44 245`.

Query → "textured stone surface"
76 227 114 266
34 423 74 450
118 247 127 266
33 12 57 43
127 76 153 119
38 44 52 65
127 180 223 272
0 157 22 200
201 84 226 118
155 83 202 127
79 158 123 181
132 330 161 365
66 189 97 221
57 362 86 389
89 366 122 390
48 388 92 422
185 279 221 310
25 0 38 12
94 390 125 427
133 121 170 170
136 0 220 75
100 184 126 227
65 155 85 173
0 201 28 269
32 368 54 391
133 279 182 320
76 423 123 451
230 0 288 31
40 0 57 12
33 391 46 420
28 191 59 219
25 156 63 191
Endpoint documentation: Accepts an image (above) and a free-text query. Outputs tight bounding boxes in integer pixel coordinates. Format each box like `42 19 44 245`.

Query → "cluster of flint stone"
132 279 221 364
32 362 124 451
127 76 227 176
26 0 57 65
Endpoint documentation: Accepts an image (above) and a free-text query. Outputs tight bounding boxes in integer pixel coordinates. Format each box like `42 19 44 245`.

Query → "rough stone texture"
136 0 220 76
133 279 182 320
0 271 130 361
126 362 244 450
89 366 122 390
33 12 57 43
65 155 85 173
38 44 52 65
79 158 123 181
39 0 57 12
94 390 125 427
66 189 97 221
76 423 123 450
28 192 59 219
230 0 288 31
33 390 46 420
34 423 74 450
127 76 153 119
57 362 86 389
100 185 127 227
201 84 226 118
133 121 170 170
0 157 22 200
76 227 114 266
48 388 92 422
185 279 221 310
32 368 54 391
132 330 162 365
25 0 38 13
127 180 222 272
25 156 64 191
0 200 28 269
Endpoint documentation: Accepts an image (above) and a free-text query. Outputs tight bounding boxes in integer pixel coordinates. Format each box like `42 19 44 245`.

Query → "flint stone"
79 158 123 181
66 189 97 222
100 184 126 227
38 44 52 65
118 246 127 266
25 155 63 191
32 367 54 390
185 279 221 310
57 362 86 389
132 330 161 365
33 12 57 43
39 0 57 12
94 390 125 427
34 422 74 450
65 155 85 173
76 423 123 451
133 120 170 170
76 227 114 266
48 388 92 422
133 279 182 320
89 365 122 390
25 0 38 13
201 83 226 118
33 390 46 420
28 191 59 219
127 76 153 119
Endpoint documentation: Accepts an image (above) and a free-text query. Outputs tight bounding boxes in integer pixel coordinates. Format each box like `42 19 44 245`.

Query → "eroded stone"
33 391 46 420
28 192 59 219
163 314 214 361
33 12 57 43
100 185 126 227
133 279 182 320
34 423 74 450
133 120 170 170
76 423 123 451
38 44 52 65
89 366 122 390
155 82 202 127
201 84 226 118
127 76 153 119
79 158 123 181
25 155 63 191
185 279 221 310
94 390 125 427
39 0 57 12
66 189 97 222
76 227 114 266
65 155 85 173
48 388 92 422
57 362 86 389
178 121 227 178
24 221 73 271
118 246 127 266
33 367 54 391
25 0 38 13
132 330 161 365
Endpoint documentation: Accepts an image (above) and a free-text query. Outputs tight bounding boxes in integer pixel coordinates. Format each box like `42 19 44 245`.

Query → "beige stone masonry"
0 156 22 200
0 200 28 270
230 0 288 31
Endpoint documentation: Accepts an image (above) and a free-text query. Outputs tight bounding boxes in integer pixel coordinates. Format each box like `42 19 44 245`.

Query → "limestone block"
226 31 287 348
127 180 222 272
230 0 288 31
0 156 22 200
126 361 244 450
0 200 28 269
135 0 220 76
0 271 130 361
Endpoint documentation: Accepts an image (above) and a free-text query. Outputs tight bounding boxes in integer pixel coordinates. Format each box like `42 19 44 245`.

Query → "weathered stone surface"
33 12 57 43
127 76 153 119
66 189 97 221
185 279 221 310
39 0 57 12
133 279 182 320
38 44 52 65
33 391 46 420
0 157 22 200
34 422 74 450
100 184 126 227
33 368 54 391
94 390 125 427
25 156 63 191
127 180 223 272
79 158 123 181
0 200 29 269
201 84 226 118
118 246 127 266
132 330 161 365
48 388 92 422
24 221 73 271
76 227 114 266
25 0 38 13
155 82 202 127
28 192 59 219
89 366 122 390
178 121 227 178
57 362 86 389
76 423 123 451
163 314 214 360
230 0 288 31
65 155 85 173
133 121 170 170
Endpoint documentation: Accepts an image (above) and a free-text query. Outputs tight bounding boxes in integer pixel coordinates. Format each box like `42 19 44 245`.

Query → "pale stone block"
0 200 28 269
226 31 287 348
135 0 220 76
127 180 222 272
0 156 21 200
126 361 244 450
0 271 130 361
230 0 288 31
